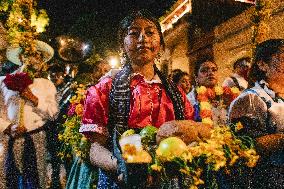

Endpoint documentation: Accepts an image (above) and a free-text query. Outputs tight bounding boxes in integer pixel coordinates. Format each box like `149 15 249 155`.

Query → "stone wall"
160 15 190 76
213 0 284 83
162 0 284 84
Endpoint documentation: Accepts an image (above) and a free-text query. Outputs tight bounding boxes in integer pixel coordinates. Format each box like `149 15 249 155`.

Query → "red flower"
3 72 33 93
223 86 232 97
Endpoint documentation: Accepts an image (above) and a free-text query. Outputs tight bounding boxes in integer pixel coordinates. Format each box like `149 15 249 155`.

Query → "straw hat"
6 40 54 66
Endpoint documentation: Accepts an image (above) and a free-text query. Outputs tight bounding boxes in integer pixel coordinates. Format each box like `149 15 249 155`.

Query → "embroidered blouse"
229 80 284 165
80 74 194 139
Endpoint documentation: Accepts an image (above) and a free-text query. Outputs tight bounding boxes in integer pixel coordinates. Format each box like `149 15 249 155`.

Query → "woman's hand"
3 123 27 137
156 120 213 144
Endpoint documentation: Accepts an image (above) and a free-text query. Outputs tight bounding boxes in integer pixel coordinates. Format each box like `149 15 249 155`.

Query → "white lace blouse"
229 80 284 135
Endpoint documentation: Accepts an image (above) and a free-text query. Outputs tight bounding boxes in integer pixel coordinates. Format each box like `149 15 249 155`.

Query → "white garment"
0 76 58 132
186 87 228 125
186 88 198 107
0 76 58 188
229 80 284 133
222 73 248 90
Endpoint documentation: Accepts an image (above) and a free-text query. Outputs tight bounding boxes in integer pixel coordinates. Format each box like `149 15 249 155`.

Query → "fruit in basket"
140 125 158 144
123 148 152 163
121 129 136 138
156 137 187 161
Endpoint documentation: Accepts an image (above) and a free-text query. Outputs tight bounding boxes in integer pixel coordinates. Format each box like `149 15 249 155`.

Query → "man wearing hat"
222 57 251 91
0 29 59 188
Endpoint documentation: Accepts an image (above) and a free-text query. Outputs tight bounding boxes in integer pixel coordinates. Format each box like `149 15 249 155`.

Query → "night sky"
38 0 176 55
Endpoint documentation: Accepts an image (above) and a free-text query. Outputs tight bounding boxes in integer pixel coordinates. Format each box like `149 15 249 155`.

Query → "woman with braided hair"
79 10 212 188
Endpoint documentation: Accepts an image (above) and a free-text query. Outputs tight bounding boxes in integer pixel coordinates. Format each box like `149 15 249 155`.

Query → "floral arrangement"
120 123 259 189
0 0 50 72
58 84 91 160
196 86 240 125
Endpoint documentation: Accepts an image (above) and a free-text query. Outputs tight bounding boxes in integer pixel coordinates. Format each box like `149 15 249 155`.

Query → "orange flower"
75 104 84 117
206 88 216 100
223 86 232 96
200 110 212 118
197 94 208 102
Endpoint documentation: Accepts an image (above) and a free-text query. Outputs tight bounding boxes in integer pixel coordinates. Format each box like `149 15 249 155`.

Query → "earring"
154 52 161 65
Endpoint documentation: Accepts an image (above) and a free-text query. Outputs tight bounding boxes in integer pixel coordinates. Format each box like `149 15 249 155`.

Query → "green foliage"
58 115 91 161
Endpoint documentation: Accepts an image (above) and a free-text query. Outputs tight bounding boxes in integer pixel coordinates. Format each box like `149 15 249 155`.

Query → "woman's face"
178 75 191 94
266 46 284 94
123 18 161 66
196 61 218 88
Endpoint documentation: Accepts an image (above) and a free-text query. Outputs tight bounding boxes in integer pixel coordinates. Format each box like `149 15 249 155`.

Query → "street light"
109 57 120 68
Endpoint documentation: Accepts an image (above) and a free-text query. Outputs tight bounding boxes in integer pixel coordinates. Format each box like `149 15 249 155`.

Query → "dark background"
38 0 177 55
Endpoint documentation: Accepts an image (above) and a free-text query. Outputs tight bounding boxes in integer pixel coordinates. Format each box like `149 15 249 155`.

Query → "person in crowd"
168 68 182 81
78 10 211 188
0 40 58 188
223 57 251 91
45 63 70 188
187 57 228 125
65 59 111 189
229 39 284 189
172 71 191 94
48 64 66 89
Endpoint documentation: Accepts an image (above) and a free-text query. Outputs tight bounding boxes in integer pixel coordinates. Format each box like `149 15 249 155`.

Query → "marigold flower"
75 104 84 117
231 87 240 95
236 122 244 131
200 101 211 110
151 164 162 172
206 88 216 99
179 167 190 175
197 94 208 102
214 86 223 96
196 86 207 94
202 118 213 125
200 110 212 118
229 155 240 166
213 158 226 171
223 86 232 96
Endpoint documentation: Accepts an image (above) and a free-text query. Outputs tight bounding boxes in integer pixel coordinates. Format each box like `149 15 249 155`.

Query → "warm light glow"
235 0 255 4
109 57 119 68
66 65 70 74
160 0 192 32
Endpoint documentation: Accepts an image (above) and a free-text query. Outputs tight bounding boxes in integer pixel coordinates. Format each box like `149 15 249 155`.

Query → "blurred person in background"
223 57 250 91
172 71 191 94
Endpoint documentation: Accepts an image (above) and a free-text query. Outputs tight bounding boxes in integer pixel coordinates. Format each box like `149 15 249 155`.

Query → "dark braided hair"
249 39 284 84
107 10 186 186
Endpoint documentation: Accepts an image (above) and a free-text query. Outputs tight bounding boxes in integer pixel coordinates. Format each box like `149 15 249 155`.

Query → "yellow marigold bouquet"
58 84 90 160
120 123 259 188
